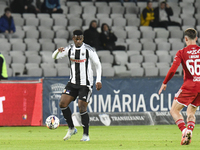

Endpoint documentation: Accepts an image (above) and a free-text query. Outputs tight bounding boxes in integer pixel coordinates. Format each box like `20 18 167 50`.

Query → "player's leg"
185 93 200 145
170 100 186 131
170 100 187 145
60 83 79 141
60 94 78 141
78 100 89 140
78 86 92 141
59 94 75 129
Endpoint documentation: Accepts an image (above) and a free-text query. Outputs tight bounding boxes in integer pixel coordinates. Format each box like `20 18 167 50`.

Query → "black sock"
80 111 89 136
61 107 74 129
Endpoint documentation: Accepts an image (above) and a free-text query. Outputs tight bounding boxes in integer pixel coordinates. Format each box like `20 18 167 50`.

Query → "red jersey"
163 44 200 93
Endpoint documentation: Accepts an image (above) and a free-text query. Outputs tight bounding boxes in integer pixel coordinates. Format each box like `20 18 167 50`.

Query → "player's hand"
53 8 57 12
96 82 102 91
5 30 8 33
158 83 167 95
58 47 65 52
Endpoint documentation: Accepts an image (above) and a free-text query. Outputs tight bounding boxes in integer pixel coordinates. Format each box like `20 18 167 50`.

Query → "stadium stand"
0 0 199 77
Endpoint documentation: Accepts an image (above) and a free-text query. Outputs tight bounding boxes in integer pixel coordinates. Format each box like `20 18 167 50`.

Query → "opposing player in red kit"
159 28 200 145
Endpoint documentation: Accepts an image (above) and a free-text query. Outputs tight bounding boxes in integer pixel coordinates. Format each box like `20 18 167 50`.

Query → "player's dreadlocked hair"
184 28 197 40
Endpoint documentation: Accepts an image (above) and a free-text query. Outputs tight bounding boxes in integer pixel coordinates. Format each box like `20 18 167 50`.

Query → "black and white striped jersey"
52 43 101 86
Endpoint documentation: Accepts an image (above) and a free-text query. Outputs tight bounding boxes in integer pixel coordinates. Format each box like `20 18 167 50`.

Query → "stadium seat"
41 42 55 51
168 38 182 43
12 55 26 64
158 55 172 63
97 51 114 64
9 51 24 57
12 42 26 51
131 67 144 77
129 55 143 63
99 18 112 27
110 14 123 19
112 51 128 65
144 54 158 63
156 51 169 56
109 2 122 7
125 26 138 32
37 13 50 19
40 18 53 27
51 14 66 19
156 62 170 68
113 65 131 77
171 42 185 50
144 67 159 76
39 38 52 43
56 30 69 39
67 14 80 19
102 67 115 77
25 18 39 26
128 42 142 51
127 51 140 56
23 26 37 31
80 1 94 6
69 18 83 27
25 63 39 69
43 68 57 77
159 67 170 76
127 30 140 39
96 14 109 19
13 17 24 26
83 5 96 14
11 63 25 76
40 29 54 39
141 50 154 56
126 63 141 70
125 6 139 14
95 2 108 7
154 38 168 44
126 38 139 44
54 17 68 26
97 6 111 14
182 17 196 26
156 30 169 39
69 5 82 14
140 26 153 31
6 67 12 77
9 38 23 44
112 6 125 14
3 54 12 65
113 29 127 39
57 67 70 76
27 55 41 64
25 51 38 56
66 1 79 7
26 30 39 39
141 30 156 39
170 30 183 39
53 26 66 32
157 42 171 51
127 18 140 26
40 63 54 69
143 42 156 51
142 62 155 68
22 13 36 19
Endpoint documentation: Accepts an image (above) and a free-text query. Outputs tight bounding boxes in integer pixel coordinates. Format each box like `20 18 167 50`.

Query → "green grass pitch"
0 125 199 150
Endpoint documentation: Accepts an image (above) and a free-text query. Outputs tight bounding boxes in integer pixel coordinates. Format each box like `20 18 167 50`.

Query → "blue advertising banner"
42 77 197 125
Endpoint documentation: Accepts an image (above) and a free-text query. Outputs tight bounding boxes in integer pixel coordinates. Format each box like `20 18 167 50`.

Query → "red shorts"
174 89 200 107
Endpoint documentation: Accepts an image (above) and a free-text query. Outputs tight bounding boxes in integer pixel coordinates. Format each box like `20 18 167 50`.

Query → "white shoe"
63 128 77 141
80 134 90 141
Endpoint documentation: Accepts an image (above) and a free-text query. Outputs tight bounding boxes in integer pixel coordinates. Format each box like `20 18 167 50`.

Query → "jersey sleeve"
163 50 182 84
52 45 70 59
89 50 102 83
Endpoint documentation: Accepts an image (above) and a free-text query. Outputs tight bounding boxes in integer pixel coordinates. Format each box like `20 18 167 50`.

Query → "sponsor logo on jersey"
187 49 200 55
70 58 86 63
82 96 86 99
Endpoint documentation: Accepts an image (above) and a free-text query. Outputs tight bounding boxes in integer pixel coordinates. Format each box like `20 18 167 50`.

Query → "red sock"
176 119 186 132
187 121 195 131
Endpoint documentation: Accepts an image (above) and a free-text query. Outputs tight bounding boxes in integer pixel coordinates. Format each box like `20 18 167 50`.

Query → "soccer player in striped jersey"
159 28 200 145
52 30 102 141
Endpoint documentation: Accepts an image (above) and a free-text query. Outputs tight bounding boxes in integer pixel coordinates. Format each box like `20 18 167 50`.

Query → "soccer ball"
45 115 60 129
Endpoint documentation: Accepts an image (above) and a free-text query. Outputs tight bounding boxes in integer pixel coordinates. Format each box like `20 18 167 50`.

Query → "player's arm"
90 50 102 91
52 46 69 59
158 52 181 94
